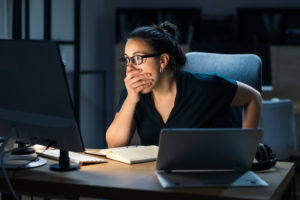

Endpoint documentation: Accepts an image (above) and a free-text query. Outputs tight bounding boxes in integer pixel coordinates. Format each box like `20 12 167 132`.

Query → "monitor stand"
50 150 79 171
12 142 35 155
0 127 47 169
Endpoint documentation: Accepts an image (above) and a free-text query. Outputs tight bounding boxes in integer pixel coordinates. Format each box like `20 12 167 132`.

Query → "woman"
106 21 262 148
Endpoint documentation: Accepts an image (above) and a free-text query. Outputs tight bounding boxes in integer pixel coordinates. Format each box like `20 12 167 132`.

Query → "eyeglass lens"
121 55 143 67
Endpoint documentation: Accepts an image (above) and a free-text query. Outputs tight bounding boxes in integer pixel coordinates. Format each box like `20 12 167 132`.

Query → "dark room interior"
1 0 300 199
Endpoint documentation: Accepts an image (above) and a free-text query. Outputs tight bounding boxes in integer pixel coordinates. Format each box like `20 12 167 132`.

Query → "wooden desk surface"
0 159 295 200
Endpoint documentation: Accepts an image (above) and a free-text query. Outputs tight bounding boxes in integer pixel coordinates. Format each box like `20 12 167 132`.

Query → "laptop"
155 128 268 188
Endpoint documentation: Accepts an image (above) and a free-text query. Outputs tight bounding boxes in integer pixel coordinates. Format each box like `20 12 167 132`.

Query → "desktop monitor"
0 40 84 170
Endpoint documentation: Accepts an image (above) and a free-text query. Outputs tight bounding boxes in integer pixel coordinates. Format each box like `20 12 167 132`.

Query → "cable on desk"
16 142 53 170
1 150 20 200
1 142 52 200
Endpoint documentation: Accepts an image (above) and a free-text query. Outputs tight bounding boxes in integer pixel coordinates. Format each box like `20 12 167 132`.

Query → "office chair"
260 98 297 160
183 52 262 128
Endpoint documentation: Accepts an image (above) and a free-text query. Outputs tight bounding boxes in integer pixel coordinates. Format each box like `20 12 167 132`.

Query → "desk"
0 159 295 200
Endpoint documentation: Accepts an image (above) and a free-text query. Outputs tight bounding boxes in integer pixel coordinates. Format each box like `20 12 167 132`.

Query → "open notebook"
85 145 159 164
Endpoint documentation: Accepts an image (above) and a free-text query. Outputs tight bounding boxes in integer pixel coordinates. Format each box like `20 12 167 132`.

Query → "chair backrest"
260 99 297 160
183 52 262 128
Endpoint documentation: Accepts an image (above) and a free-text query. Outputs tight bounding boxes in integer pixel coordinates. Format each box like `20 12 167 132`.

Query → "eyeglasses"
120 53 161 67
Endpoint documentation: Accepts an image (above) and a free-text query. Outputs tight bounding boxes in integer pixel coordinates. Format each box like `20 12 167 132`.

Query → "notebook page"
85 146 138 156
106 145 159 163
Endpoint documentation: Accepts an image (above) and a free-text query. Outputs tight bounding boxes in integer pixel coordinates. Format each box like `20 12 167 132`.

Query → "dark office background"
0 0 300 149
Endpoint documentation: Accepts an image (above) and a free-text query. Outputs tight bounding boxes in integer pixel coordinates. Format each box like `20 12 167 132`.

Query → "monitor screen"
0 40 84 152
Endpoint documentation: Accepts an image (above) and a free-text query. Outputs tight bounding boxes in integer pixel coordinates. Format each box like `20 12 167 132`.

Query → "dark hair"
128 21 186 72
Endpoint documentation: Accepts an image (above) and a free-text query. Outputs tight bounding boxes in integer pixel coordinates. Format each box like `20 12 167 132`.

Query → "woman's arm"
230 81 262 128
105 98 137 148
106 67 153 148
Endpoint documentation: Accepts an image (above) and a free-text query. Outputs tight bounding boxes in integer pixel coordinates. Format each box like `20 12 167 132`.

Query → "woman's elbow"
105 127 129 148
105 125 120 148
251 89 262 113
243 89 262 128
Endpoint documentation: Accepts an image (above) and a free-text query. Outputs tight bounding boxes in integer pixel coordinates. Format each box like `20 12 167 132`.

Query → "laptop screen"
156 128 262 171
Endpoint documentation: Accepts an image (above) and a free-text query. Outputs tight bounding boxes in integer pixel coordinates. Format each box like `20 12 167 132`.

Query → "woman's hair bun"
153 21 179 40
129 21 186 71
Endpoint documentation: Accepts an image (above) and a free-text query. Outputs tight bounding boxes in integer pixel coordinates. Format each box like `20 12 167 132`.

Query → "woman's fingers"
126 77 152 92
125 71 152 93
124 67 153 101
134 82 152 93
125 69 151 85
127 73 151 84
126 67 142 78
130 79 153 90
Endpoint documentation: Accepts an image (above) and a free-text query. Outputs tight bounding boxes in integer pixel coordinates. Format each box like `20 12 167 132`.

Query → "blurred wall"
81 0 300 111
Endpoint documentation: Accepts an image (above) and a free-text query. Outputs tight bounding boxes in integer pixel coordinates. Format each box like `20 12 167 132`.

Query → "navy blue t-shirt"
116 70 238 145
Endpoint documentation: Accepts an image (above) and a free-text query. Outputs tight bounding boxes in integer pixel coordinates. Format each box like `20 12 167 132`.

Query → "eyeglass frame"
119 53 161 67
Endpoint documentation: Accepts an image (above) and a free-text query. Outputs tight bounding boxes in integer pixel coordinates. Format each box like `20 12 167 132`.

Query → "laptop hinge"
159 169 246 173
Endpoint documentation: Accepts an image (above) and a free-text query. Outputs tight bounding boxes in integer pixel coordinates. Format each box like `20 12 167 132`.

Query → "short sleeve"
116 85 127 113
207 74 241 128
211 74 238 111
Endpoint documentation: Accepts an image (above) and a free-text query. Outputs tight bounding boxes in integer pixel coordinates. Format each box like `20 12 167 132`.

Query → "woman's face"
124 38 161 93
